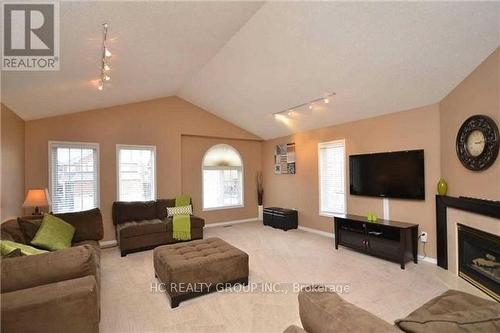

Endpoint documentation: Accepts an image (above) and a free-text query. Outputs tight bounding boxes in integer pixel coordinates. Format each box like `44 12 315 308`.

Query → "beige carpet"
100 221 487 333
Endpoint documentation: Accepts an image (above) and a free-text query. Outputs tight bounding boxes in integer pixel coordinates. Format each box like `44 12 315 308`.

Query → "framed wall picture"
274 142 296 174
274 164 282 174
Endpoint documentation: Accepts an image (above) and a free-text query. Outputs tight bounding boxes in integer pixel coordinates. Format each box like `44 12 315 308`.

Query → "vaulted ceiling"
2 1 499 139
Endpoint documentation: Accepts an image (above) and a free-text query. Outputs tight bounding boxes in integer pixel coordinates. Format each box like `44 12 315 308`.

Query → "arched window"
202 144 243 210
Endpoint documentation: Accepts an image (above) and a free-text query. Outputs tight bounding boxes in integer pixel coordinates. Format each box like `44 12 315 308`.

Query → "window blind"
203 167 243 209
117 146 156 202
50 142 99 213
202 144 243 210
319 140 346 215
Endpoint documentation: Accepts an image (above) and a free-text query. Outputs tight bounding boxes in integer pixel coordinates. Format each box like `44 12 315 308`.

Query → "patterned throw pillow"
167 205 192 217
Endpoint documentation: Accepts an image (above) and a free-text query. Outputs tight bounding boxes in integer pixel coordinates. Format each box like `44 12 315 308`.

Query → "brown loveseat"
284 286 500 333
112 199 205 256
0 209 103 333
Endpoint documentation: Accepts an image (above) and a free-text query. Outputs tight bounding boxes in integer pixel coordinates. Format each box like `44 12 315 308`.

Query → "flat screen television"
349 150 425 200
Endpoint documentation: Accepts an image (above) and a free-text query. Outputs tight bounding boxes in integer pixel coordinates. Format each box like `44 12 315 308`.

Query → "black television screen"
349 150 425 200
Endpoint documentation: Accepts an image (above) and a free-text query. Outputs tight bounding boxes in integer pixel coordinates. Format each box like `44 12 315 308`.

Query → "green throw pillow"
31 214 76 251
0 240 48 256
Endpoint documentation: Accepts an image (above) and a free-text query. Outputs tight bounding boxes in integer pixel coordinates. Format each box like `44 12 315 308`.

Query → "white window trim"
318 139 346 217
48 141 101 211
201 145 245 211
116 144 157 201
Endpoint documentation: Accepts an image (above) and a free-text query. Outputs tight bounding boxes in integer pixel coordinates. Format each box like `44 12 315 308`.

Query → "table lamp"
23 189 51 215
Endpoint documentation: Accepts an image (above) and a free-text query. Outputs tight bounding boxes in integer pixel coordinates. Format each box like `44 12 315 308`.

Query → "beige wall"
262 105 441 258
25 97 260 241
261 48 500 260
1 104 25 221
181 135 261 223
440 48 500 199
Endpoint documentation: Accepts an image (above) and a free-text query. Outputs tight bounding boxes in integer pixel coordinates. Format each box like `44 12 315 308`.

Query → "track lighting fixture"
97 23 112 91
273 92 336 118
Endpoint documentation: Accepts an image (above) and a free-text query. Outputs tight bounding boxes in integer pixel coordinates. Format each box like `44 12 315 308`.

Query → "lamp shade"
23 189 51 208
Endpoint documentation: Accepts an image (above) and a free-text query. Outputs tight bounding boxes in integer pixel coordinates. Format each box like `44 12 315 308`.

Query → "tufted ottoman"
153 237 249 308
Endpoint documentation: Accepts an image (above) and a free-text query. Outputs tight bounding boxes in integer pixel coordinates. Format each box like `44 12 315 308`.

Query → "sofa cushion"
55 208 104 242
299 286 400 333
17 217 42 242
117 219 167 239
73 240 101 257
31 214 76 251
1 244 98 293
1 219 27 243
156 199 175 219
112 201 157 225
1 275 99 333
395 289 500 333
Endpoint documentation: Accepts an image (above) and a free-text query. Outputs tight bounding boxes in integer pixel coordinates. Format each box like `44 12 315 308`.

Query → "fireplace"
458 224 499 302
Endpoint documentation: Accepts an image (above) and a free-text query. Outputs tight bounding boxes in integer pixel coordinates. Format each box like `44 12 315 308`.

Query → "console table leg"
334 221 339 250
399 229 406 270
412 227 418 264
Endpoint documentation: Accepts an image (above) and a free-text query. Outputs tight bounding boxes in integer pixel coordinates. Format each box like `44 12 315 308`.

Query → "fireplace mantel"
436 195 500 269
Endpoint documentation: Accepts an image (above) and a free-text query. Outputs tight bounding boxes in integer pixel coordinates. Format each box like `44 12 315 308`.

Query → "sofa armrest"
283 325 308 333
1 244 99 293
298 286 399 333
1 275 99 333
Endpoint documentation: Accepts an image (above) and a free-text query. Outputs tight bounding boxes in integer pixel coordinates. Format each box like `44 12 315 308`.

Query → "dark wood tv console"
333 214 418 269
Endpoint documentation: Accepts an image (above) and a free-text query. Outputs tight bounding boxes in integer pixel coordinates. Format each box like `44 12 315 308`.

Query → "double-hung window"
49 141 100 213
203 144 243 210
117 145 156 202
318 140 346 216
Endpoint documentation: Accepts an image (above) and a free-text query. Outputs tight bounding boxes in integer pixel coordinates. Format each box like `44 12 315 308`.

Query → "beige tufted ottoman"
153 237 249 308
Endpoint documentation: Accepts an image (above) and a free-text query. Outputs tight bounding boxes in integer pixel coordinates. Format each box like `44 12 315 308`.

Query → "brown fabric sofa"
284 286 500 333
112 199 205 256
0 209 103 333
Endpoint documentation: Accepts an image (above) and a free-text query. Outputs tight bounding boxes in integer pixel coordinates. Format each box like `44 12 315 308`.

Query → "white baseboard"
298 225 335 238
99 240 117 248
418 255 437 264
205 218 258 228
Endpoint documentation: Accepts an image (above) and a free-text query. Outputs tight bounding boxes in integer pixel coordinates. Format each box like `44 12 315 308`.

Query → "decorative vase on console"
437 178 448 196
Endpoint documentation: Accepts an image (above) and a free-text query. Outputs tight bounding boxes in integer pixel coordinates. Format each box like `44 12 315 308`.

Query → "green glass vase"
437 178 448 196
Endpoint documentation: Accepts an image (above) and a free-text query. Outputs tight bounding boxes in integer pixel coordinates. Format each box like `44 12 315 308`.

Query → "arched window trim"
202 144 244 211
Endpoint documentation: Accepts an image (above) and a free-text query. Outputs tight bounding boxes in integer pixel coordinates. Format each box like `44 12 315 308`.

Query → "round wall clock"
456 115 499 171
